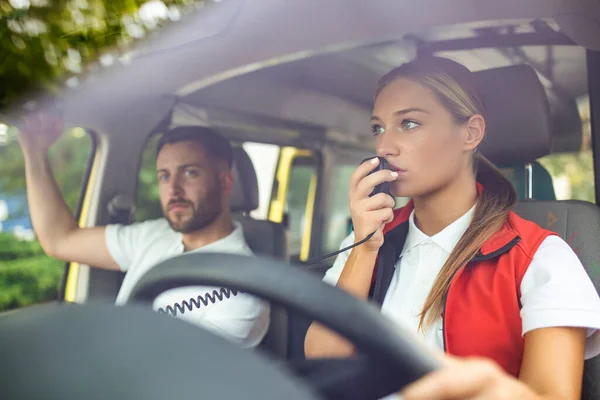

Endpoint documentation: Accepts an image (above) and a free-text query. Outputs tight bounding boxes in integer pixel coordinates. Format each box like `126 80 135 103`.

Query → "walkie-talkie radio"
361 156 394 199
303 156 395 267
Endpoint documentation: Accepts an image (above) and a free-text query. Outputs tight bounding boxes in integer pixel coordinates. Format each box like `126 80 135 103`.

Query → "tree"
0 0 200 113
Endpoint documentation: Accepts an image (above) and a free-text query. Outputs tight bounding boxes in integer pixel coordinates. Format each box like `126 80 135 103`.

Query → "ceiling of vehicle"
27 0 600 151
172 20 587 152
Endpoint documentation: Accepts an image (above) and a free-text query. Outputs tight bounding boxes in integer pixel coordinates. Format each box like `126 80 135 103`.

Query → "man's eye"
401 120 420 130
185 169 199 177
157 174 169 182
371 124 385 136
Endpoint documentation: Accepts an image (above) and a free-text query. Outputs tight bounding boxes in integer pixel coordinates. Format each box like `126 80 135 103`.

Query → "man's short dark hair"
156 126 234 168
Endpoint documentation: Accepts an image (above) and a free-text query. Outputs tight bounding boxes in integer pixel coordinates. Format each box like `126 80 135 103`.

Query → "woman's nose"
376 130 399 158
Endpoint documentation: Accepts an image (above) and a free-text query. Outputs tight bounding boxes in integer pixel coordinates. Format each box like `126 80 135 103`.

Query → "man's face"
156 140 227 233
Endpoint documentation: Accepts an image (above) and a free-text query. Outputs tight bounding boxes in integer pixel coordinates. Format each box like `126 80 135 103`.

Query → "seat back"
230 146 289 259
477 64 600 399
514 201 600 400
230 146 290 359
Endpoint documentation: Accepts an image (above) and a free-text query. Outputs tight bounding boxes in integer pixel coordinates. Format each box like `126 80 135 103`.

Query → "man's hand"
401 356 538 400
17 111 64 155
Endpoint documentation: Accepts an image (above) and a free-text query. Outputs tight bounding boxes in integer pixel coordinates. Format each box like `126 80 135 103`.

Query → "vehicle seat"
231 147 288 259
230 146 290 360
476 64 600 400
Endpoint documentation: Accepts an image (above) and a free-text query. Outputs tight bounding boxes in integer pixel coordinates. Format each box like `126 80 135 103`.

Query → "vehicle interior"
1 0 600 399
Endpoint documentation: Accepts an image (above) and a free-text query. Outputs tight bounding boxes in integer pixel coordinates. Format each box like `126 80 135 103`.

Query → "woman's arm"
305 158 397 358
400 325 585 400
400 326 587 400
304 245 379 358
518 326 586 400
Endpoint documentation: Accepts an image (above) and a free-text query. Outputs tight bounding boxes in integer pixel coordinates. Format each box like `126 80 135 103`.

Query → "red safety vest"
369 183 557 377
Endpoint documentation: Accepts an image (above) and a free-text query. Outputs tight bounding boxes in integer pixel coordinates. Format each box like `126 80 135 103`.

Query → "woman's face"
371 77 478 198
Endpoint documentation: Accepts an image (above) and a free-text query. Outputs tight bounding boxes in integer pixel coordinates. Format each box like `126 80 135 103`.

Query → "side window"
242 142 281 220
498 95 594 203
135 134 162 222
322 164 355 256
285 158 318 260
0 124 93 312
537 95 594 203
268 148 318 262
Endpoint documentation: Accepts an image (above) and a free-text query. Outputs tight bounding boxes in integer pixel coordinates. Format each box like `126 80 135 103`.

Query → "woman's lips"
388 162 407 173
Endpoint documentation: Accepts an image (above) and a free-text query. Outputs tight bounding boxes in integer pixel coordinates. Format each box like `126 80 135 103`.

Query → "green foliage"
538 101 595 203
0 128 92 312
0 231 44 260
0 233 64 311
0 0 200 112
538 150 595 203
0 126 92 212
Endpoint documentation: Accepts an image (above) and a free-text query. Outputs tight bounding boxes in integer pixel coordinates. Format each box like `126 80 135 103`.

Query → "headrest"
230 147 259 212
549 95 582 154
475 64 552 165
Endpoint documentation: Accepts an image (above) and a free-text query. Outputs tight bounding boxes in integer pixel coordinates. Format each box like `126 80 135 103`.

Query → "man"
18 112 269 348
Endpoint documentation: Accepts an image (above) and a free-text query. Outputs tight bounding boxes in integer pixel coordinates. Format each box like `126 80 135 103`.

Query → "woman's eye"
371 124 385 136
400 120 420 130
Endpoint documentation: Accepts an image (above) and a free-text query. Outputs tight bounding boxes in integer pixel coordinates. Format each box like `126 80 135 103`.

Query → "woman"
304 56 600 399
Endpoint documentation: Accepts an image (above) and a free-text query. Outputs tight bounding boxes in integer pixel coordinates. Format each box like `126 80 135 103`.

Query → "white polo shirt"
324 205 600 359
105 218 270 348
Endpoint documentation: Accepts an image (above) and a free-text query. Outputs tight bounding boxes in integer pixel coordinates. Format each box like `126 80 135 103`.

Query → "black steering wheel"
0 253 440 400
126 253 440 398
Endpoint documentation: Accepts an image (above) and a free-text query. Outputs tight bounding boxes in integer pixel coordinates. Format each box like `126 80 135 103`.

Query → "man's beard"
163 183 223 234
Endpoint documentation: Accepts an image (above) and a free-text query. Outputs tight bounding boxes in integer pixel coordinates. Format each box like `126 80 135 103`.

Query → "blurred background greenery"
0 0 200 110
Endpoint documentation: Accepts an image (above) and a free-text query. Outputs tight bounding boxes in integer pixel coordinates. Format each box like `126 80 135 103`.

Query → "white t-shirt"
105 219 270 348
323 205 600 359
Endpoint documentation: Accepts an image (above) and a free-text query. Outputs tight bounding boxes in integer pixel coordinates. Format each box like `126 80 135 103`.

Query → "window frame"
44 129 98 302
268 147 321 262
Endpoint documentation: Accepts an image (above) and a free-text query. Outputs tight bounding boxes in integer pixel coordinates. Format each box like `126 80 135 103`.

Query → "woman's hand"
401 356 540 400
349 157 398 252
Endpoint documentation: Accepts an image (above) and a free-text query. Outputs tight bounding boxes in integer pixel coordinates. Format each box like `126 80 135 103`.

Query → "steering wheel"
126 253 440 398
0 253 439 400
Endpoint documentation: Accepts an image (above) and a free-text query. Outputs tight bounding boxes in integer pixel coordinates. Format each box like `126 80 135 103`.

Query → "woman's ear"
463 114 485 152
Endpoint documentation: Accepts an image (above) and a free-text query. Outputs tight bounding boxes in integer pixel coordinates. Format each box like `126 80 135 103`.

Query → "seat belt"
108 194 135 226
369 221 408 306
107 194 135 288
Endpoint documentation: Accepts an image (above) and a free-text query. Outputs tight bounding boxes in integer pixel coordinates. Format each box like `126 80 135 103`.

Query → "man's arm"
19 112 120 271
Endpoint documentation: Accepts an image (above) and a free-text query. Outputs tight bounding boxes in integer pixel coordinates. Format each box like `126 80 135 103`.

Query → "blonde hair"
376 57 517 330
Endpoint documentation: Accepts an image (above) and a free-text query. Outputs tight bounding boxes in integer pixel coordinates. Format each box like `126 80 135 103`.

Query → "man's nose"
168 176 183 197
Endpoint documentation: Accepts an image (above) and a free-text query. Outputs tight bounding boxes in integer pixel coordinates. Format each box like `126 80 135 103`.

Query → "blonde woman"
305 57 600 399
